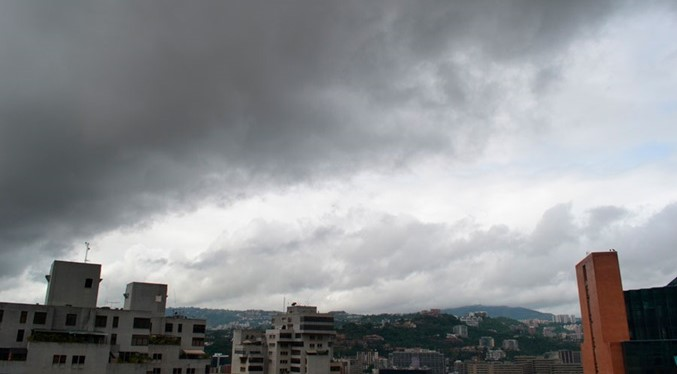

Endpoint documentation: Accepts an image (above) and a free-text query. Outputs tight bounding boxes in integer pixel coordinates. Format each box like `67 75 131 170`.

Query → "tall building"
232 305 337 374
575 251 677 373
232 330 265 373
0 260 210 373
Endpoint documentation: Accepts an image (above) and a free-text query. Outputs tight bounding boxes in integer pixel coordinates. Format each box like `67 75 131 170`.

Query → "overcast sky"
1 1 676 315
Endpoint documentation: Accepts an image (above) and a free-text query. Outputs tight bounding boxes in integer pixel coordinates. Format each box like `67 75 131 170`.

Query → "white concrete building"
0 260 210 373
388 348 445 374
232 305 337 374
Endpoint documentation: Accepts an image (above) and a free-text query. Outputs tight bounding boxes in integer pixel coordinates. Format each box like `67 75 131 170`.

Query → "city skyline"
1 1 677 315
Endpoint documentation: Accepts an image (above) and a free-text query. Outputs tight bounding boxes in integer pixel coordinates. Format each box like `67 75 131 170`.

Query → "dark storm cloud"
0 1 629 275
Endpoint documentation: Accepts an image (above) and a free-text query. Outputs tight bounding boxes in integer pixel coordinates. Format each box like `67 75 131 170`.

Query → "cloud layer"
1 1 676 314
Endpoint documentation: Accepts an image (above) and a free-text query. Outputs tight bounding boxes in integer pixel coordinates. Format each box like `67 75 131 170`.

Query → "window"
152 368 161 374
19 311 27 323
131 334 149 346
71 355 85 365
95 315 107 328
0 309 3 323
52 354 67 364
191 337 204 347
110 333 117 345
192 324 205 333
33 311 47 325
112 316 119 328
133 318 151 329
186 369 196 374
172 369 182 374
178 323 183 333
65 313 77 326
16 329 24 342
84 278 93 288
165 323 173 333
152 353 163 360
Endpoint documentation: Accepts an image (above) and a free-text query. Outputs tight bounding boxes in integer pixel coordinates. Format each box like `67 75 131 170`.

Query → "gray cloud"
151 202 674 314
0 1 657 278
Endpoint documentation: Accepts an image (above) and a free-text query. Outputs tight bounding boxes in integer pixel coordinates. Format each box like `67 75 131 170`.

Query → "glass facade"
623 285 677 373
625 287 677 340
622 340 677 374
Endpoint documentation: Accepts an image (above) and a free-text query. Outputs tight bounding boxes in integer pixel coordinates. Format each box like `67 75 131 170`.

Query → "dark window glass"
65 313 77 326
178 324 182 333
33 311 47 325
0 309 3 323
165 323 173 333
84 278 93 288
19 311 27 323
133 318 151 329
192 324 206 333
111 333 117 345
131 334 149 346
16 329 24 342
95 315 107 328
112 316 119 328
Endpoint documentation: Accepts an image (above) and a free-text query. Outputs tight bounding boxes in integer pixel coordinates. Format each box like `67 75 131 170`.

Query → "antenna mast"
84 242 91 263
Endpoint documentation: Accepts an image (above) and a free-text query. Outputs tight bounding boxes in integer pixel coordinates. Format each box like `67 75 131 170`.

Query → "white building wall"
0 260 210 374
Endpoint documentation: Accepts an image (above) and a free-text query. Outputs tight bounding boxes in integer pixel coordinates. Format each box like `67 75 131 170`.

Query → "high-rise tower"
575 251 630 373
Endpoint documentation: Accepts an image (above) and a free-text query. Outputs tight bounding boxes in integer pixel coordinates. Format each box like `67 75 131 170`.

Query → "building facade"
232 305 337 374
0 260 209 373
575 251 677 373
388 349 445 374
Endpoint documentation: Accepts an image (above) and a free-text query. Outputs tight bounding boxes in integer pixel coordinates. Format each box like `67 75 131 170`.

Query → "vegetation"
149 335 181 345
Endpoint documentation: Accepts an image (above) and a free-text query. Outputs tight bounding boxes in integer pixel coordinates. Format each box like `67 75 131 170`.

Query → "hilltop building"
232 305 337 374
501 339 519 351
453 325 468 338
479 336 495 349
0 260 209 373
575 251 677 373
552 315 576 324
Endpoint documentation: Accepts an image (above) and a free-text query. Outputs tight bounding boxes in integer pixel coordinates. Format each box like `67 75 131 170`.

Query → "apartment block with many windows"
0 260 210 373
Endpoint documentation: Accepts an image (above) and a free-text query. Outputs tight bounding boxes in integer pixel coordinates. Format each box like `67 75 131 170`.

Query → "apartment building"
0 260 210 373
388 349 445 374
232 305 337 374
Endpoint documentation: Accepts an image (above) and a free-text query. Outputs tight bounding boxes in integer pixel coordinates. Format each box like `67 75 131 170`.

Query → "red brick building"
575 251 630 373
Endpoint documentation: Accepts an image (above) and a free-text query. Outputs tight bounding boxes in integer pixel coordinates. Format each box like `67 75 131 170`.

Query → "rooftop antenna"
84 242 92 263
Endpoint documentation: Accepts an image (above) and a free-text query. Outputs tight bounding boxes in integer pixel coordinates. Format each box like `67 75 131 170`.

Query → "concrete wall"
45 261 101 308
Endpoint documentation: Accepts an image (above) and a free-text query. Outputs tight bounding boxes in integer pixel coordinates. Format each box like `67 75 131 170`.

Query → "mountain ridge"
441 304 554 320
168 304 554 328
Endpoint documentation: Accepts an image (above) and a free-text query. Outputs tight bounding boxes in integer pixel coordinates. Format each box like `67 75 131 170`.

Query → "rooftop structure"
0 260 210 373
